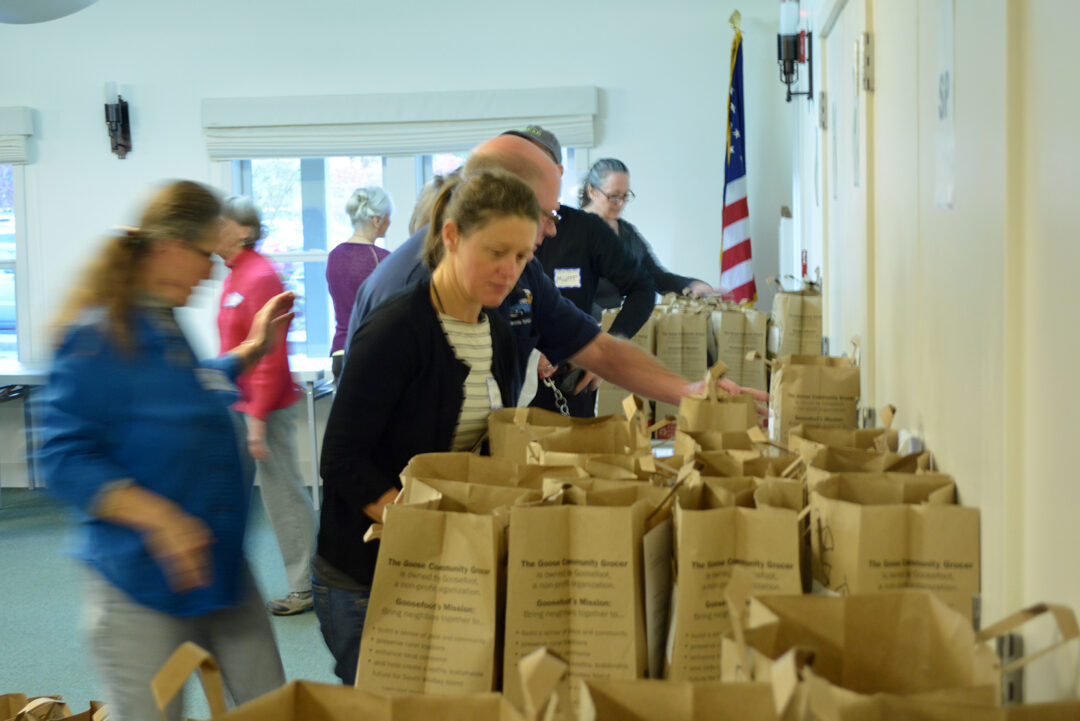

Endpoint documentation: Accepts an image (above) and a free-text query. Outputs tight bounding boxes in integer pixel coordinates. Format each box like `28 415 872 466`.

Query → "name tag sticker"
486 377 504 410
554 268 582 289
223 291 244 308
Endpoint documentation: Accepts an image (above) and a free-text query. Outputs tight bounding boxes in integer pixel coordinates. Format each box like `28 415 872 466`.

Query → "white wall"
0 0 790 366
797 0 1080 699
1015 0 1080 700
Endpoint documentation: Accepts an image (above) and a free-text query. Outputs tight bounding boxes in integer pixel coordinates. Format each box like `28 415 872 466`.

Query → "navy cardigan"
317 279 520 585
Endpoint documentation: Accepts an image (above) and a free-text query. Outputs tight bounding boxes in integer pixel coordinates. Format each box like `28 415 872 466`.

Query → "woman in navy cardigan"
314 168 540 684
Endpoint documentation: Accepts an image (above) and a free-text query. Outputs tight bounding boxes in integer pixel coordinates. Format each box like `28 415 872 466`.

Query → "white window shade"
0 107 34 164
201 87 598 160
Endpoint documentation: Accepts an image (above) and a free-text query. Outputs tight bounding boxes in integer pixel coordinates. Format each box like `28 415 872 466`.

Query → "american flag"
720 27 757 304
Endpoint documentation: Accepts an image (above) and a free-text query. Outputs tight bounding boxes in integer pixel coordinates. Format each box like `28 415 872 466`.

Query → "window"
0 164 16 360
231 145 584 358
232 156 385 357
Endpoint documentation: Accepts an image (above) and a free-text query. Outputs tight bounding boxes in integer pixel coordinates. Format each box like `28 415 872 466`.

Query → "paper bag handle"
722 566 757 681
879 404 896 430
13 697 70 721
746 350 778 371
705 361 729 401
975 603 1080 674
647 416 675 434
151 642 227 720
849 336 861 367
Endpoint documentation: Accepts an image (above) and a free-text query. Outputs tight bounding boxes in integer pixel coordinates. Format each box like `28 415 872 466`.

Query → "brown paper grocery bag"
523 426 651 469
664 480 803 682
5 697 71 721
400 451 588 492
0 697 30 721
654 308 710 424
712 307 769 392
809 473 980 619
787 423 900 459
673 427 786 459
676 362 759 433
724 590 1079 719
577 678 780 721
356 501 509 695
54 702 107 721
398 477 543 515
597 309 656 419
803 447 930 489
726 590 998 695
489 408 647 466
152 642 390 721
400 453 517 488
769 356 860 446
503 491 663 701
695 450 802 481
386 694 525 721
770 285 823 358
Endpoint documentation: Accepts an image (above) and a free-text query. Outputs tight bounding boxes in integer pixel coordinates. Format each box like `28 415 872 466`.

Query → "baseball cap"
501 125 562 165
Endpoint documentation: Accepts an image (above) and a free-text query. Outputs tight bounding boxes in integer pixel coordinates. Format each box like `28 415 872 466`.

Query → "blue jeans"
312 577 370 685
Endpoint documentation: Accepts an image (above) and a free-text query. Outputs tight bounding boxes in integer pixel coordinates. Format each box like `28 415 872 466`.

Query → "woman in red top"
217 196 317 616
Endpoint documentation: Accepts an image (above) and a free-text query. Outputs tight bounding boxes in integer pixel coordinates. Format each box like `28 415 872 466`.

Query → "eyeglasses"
596 188 636 205
548 209 562 225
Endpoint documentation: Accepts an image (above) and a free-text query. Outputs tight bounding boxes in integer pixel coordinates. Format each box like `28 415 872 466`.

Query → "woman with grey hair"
581 158 719 309
217 195 318 617
327 186 393 382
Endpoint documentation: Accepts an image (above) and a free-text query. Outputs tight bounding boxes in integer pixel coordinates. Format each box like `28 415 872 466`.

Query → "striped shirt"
437 313 499 451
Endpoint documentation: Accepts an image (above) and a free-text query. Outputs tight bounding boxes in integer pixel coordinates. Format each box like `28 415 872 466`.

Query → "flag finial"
729 10 741 31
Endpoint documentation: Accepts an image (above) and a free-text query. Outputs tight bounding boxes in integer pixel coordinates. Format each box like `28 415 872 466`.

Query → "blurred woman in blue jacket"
40 180 294 721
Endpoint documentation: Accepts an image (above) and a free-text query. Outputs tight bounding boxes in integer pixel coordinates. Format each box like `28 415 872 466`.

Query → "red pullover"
218 249 298 419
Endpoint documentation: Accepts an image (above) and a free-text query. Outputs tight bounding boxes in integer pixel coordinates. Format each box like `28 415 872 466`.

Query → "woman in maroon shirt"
326 186 393 383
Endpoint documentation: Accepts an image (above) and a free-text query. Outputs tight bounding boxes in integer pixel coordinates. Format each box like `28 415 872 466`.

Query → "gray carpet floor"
0 487 337 717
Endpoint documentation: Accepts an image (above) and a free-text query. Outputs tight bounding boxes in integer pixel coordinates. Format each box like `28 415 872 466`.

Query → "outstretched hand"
234 292 295 369
684 376 769 420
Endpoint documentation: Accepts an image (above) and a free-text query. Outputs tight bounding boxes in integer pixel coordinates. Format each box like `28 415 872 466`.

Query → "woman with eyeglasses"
40 180 292 721
581 158 719 310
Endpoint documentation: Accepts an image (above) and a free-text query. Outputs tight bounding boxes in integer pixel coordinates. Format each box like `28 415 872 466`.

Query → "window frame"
217 143 590 360
0 163 30 362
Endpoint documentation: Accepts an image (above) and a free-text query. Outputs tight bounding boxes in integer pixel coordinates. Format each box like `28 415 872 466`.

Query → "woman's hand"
233 292 295 370
94 484 215 593
143 511 214 593
687 280 722 298
363 488 400 524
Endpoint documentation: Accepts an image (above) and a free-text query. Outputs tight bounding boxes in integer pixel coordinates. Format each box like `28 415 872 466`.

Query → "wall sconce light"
104 82 131 159
778 0 812 102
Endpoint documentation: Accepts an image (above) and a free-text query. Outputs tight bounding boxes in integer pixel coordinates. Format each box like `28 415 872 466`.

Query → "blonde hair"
409 171 458 235
421 170 540 271
53 180 221 351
